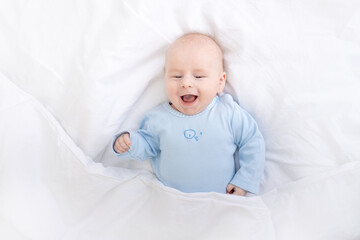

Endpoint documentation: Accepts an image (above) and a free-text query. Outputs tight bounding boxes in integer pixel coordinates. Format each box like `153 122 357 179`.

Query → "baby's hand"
226 184 247 196
114 133 131 153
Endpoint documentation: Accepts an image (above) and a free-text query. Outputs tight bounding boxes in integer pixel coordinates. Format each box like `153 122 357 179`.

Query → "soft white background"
1 0 360 239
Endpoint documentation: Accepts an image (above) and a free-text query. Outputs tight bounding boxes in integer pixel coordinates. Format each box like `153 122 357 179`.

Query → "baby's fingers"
122 133 131 147
118 139 129 152
226 184 247 196
115 134 131 153
114 139 125 153
226 184 235 194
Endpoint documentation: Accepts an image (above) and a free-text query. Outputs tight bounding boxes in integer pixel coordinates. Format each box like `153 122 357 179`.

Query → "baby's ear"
217 72 227 94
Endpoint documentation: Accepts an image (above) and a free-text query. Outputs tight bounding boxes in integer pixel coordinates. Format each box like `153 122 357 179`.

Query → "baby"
113 33 265 196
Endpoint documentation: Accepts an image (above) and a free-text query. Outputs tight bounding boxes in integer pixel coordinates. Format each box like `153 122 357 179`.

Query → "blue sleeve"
112 114 160 161
230 104 265 194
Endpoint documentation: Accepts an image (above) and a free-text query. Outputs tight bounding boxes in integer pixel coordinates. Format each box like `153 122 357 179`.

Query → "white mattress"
1 0 360 239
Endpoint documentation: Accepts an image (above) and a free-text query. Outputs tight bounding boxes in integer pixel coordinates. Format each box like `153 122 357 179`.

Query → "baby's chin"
170 103 204 116
181 109 201 115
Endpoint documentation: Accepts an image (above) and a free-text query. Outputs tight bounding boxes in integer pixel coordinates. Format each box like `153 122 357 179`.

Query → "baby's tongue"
182 95 196 102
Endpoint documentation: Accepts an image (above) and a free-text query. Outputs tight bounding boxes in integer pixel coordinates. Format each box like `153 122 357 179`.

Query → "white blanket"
1 0 360 239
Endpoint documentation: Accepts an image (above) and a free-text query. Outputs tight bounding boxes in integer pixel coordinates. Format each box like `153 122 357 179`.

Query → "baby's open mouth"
181 95 198 103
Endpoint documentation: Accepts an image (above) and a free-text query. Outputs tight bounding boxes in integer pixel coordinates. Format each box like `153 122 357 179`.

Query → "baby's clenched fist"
114 133 131 153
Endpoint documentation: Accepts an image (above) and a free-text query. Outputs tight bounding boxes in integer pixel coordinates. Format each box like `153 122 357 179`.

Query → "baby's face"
164 35 226 115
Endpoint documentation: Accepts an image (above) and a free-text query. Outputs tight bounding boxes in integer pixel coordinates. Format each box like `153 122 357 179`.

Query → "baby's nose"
181 76 193 88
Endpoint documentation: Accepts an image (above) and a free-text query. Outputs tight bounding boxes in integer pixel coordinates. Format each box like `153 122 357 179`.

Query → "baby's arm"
112 114 159 161
114 133 131 153
230 104 265 194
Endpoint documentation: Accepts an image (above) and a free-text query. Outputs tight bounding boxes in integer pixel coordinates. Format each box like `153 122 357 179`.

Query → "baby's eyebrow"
167 69 207 75
192 68 206 73
168 68 182 72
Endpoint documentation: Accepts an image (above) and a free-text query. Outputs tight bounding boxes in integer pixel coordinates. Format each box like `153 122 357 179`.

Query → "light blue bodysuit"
113 94 265 194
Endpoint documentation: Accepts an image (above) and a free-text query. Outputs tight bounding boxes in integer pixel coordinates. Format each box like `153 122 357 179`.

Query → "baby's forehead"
170 33 222 55
166 33 224 67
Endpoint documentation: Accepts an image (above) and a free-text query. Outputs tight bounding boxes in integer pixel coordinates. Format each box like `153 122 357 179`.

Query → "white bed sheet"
1 0 360 239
